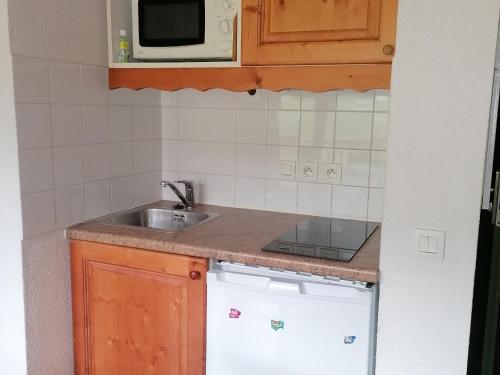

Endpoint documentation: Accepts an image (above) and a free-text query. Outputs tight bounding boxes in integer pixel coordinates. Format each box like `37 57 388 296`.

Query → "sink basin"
101 207 219 232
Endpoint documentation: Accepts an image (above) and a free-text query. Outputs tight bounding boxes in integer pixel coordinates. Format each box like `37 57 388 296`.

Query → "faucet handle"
174 180 195 207
175 180 194 188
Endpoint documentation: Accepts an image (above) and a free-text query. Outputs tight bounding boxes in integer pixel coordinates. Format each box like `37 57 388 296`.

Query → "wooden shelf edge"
109 64 391 92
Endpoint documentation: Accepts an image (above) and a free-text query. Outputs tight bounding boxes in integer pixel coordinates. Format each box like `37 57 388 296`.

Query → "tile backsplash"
161 89 389 221
13 56 162 238
13 58 388 238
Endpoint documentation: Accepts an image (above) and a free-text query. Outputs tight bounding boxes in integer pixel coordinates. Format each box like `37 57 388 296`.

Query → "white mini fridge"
206 262 378 375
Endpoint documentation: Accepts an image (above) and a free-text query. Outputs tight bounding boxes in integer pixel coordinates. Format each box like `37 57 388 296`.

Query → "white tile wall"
161 89 389 220
297 182 332 217
332 185 369 220
236 110 267 144
206 109 235 142
49 61 82 104
267 111 301 146
300 111 335 148
13 56 162 238
235 177 266 210
14 60 389 238
15 103 52 149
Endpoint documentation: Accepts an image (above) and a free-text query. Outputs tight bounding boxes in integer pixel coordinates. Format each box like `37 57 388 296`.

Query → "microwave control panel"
215 0 238 55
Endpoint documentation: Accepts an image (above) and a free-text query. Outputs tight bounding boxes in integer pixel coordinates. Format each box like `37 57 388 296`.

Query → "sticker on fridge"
271 320 285 331
344 336 356 344
229 308 241 319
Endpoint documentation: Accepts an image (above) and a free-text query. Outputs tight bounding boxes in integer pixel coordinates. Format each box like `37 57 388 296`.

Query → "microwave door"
138 0 205 47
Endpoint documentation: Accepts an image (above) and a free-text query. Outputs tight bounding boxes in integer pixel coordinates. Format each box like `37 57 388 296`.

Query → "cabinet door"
242 0 398 65
71 241 207 375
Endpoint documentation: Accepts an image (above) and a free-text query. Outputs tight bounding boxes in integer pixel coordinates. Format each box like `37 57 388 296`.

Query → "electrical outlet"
319 163 342 184
298 162 318 181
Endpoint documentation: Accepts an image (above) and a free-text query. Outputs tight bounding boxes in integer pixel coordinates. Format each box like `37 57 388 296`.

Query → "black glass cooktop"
262 217 379 262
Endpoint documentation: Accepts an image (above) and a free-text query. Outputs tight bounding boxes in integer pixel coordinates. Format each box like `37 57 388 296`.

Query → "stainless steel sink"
100 207 219 232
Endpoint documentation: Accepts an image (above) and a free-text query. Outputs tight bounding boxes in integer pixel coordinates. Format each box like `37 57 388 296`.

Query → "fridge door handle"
493 171 500 226
214 271 271 289
268 280 301 294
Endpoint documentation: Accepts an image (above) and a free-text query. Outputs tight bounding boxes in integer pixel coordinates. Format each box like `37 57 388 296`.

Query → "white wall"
0 1 26 374
376 1 500 374
8 0 107 66
7 0 159 372
22 231 73 374
161 89 389 220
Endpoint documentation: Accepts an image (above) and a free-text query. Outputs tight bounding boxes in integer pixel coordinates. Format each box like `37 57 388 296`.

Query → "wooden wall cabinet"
242 0 398 65
71 241 207 375
108 0 398 92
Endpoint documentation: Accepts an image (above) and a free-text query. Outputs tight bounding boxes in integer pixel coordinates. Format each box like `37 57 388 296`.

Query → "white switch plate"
319 163 342 184
298 162 318 181
280 161 296 178
412 228 446 260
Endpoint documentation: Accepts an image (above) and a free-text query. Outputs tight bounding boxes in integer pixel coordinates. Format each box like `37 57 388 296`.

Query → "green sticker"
271 320 284 331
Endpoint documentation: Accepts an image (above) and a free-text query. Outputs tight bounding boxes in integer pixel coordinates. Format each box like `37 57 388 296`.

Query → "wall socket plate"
298 162 318 181
319 163 342 184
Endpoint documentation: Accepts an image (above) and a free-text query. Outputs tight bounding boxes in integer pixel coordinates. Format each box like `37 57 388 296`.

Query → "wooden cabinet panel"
263 0 380 42
71 241 207 375
88 263 187 374
242 0 398 65
109 64 392 92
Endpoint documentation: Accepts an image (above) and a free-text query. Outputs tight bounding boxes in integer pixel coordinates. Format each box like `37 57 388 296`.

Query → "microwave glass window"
139 0 205 47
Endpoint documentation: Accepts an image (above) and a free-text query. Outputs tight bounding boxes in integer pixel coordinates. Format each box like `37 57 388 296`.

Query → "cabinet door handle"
189 271 201 280
383 44 395 56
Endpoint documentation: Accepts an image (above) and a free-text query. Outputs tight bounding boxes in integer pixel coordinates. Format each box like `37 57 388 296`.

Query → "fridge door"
206 267 375 375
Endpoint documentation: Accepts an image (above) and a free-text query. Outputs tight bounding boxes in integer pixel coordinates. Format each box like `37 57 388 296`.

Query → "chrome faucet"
161 180 195 208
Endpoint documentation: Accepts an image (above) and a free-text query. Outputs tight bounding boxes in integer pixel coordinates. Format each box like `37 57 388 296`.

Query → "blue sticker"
344 336 356 344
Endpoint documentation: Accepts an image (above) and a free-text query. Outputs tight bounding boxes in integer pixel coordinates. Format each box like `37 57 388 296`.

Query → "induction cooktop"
262 217 379 262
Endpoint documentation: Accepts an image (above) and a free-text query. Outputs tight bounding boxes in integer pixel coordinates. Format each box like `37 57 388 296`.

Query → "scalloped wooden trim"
109 64 391 92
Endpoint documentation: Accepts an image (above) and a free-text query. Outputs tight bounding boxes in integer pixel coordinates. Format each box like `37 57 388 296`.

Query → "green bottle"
119 30 130 63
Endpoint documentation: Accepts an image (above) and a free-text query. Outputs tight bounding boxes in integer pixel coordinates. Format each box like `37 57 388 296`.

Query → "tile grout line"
106 88 113 212
295 92 303 214
45 58 57 231
366 91 376 221
79 63 89 220
232 107 237 207
263 91 269 212
331 92 341 218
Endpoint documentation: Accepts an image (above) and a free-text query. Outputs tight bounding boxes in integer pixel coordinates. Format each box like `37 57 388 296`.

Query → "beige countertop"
67 201 380 283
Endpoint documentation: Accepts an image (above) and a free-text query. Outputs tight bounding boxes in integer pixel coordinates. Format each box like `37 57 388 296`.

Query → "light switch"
280 161 296 178
428 237 438 254
412 228 446 259
419 236 429 252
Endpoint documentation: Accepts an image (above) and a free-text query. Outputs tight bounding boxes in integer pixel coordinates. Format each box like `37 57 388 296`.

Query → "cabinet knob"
245 5 259 14
383 44 395 56
189 271 201 280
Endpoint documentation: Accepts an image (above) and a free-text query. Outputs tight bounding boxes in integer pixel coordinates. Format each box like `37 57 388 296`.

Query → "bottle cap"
120 30 127 37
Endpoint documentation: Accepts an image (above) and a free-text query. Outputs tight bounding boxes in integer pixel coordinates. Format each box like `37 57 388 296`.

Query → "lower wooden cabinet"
70 241 207 375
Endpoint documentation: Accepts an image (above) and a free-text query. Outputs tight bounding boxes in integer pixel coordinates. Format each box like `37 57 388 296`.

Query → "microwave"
132 0 238 61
